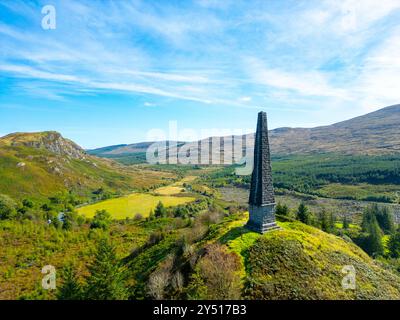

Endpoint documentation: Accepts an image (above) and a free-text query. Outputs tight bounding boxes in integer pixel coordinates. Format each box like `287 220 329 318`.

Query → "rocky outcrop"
1 131 86 160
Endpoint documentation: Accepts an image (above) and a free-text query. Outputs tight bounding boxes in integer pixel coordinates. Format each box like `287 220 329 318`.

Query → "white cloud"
0 63 216 103
112 70 212 84
1 0 400 121
239 96 252 102
333 0 400 32
354 28 400 111
246 58 349 99
117 1 225 46
0 64 80 82
297 0 400 35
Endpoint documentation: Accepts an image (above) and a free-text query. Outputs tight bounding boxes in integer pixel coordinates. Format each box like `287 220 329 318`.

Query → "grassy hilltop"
219 217 400 299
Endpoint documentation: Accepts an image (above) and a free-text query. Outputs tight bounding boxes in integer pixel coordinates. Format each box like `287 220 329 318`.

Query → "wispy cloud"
245 58 350 100
1 0 400 118
354 27 400 110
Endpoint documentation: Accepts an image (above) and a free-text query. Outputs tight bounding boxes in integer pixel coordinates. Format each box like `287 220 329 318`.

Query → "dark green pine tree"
328 212 336 233
318 210 329 232
90 209 112 230
276 202 289 216
376 206 395 234
148 209 155 221
154 201 167 218
361 206 376 232
62 212 75 231
85 238 128 300
296 203 310 225
388 228 400 258
57 265 82 300
365 218 384 257
342 215 350 229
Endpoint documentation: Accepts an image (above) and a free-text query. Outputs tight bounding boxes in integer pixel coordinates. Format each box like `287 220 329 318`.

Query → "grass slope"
0 219 153 299
216 215 400 299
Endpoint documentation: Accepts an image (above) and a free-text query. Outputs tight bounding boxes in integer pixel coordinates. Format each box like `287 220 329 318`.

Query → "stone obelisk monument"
246 111 279 233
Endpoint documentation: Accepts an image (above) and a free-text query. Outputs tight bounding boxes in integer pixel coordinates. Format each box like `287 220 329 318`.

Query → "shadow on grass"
218 226 254 245
218 226 261 275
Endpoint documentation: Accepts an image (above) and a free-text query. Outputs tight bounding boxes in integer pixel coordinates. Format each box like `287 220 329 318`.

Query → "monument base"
246 203 280 234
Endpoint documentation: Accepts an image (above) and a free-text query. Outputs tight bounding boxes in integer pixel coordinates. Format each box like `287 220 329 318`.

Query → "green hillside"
1 189 400 299
219 218 400 299
108 212 400 300
0 131 175 201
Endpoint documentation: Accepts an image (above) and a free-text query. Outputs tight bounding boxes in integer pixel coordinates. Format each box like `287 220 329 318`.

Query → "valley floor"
219 186 400 224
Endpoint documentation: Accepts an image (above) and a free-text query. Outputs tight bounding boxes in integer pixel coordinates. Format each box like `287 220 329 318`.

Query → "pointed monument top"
248 111 275 205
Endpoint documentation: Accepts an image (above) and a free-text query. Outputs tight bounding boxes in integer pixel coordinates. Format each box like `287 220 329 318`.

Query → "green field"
76 192 196 219
154 175 197 195
316 183 400 202
154 186 185 195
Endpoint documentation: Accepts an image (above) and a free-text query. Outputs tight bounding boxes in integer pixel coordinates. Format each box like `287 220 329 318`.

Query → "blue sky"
1 0 400 148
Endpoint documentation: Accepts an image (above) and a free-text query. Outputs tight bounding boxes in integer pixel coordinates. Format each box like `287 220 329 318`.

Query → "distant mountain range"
268 103 400 154
88 104 400 162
